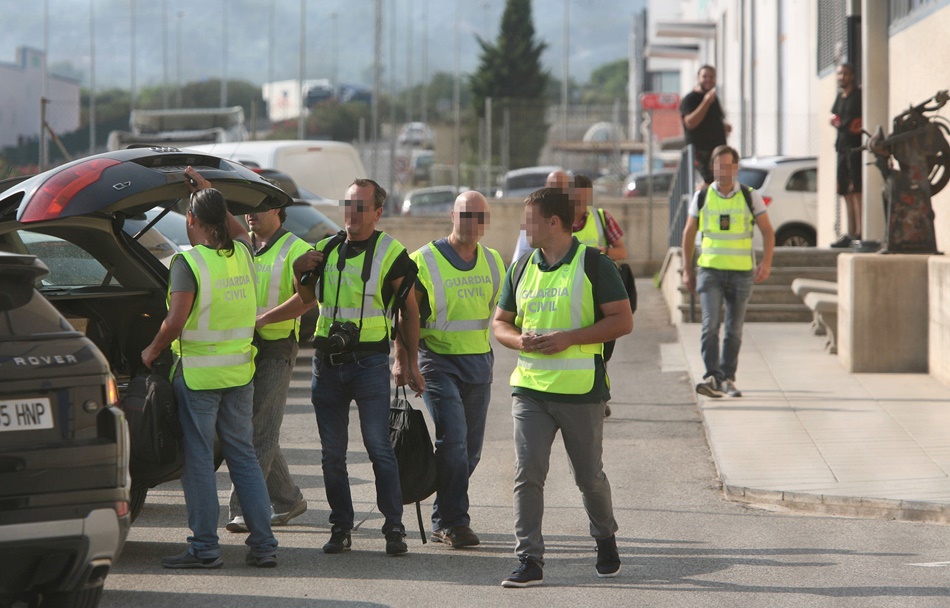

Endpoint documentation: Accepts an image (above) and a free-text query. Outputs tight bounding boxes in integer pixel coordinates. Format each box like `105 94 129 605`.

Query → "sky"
0 0 645 92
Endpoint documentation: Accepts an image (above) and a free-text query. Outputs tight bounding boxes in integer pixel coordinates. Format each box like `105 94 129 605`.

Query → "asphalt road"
100 280 950 607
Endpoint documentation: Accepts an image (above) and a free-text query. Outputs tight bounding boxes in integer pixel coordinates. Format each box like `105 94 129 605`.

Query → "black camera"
326 321 360 353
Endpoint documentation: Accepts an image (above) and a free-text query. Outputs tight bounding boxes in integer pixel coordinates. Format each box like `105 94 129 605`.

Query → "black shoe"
830 235 853 248
595 535 621 578
432 525 480 548
161 549 223 570
696 376 724 398
245 552 278 568
385 527 408 556
322 525 352 554
501 556 544 588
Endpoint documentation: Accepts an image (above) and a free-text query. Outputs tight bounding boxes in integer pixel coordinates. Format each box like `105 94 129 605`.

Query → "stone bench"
803 292 839 354
791 279 838 336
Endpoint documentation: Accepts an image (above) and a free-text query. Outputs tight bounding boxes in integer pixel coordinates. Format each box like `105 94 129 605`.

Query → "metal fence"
667 145 697 248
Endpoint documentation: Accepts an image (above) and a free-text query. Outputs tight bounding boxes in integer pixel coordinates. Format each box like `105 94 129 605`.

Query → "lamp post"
221 0 228 107
176 11 184 108
561 0 569 168
162 0 169 109
89 0 96 154
331 12 338 92
297 0 306 139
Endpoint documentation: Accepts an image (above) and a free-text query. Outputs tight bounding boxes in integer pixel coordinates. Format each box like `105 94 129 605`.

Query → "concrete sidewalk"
677 322 950 523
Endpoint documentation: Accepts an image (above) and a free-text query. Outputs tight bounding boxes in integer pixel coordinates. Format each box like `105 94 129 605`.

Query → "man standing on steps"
395 190 504 549
681 145 774 399
830 62 863 248
226 206 313 534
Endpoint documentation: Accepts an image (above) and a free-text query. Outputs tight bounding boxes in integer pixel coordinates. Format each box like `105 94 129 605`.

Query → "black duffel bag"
121 354 181 466
389 387 438 542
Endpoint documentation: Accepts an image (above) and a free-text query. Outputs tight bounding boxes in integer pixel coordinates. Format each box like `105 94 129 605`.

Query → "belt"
318 350 383 366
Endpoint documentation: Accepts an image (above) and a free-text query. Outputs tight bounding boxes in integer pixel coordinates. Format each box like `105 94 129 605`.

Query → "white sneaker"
226 516 248 533
721 379 742 397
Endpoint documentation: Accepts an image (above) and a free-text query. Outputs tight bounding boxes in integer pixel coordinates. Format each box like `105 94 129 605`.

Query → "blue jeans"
311 353 404 533
229 356 304 518
172 375 278 559
697 267 754 381
420 370 491 532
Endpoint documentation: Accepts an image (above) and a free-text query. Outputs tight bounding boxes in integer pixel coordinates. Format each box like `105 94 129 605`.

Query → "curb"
723 483 950 525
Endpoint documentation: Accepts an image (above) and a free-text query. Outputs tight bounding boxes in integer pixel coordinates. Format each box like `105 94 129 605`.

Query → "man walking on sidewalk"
681 145 775 398
226 206 313 534
395 191 504 549
493 187 633 587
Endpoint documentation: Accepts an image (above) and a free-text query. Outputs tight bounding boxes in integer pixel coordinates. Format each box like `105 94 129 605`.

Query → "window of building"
817 0 847 75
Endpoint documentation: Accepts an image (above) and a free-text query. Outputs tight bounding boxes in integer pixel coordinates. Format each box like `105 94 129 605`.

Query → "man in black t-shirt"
680 65 731 184
830 63 863 248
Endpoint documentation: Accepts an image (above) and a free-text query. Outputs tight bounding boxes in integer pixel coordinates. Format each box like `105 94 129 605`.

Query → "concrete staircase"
676 248 842 324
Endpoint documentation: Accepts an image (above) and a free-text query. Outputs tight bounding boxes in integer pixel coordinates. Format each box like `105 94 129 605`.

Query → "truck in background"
187 140 366 202
107 107 247 151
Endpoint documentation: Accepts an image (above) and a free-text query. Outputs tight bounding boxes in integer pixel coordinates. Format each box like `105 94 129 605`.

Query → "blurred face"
836 65 854 90
698 67 716 92
574 186 592 218
343 184 383 237
245 208 281 237
545 170 570 190
524 202 556 249
712 152 739 184
451 191 489 244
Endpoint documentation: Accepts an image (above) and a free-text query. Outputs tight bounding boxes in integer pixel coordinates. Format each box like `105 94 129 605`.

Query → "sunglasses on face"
342 200 373 211
459 211 487 223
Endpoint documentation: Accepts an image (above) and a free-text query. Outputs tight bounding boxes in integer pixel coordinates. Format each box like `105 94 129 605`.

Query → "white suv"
738 156 818 247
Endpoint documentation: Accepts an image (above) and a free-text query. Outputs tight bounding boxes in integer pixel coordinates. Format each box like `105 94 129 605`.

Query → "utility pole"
297 0 306 139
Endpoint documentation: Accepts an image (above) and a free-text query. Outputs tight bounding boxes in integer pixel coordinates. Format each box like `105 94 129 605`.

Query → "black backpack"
120 356 182 466
389 387 439 542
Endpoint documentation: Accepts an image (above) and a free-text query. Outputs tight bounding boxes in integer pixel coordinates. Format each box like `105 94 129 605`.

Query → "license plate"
0 398 54 432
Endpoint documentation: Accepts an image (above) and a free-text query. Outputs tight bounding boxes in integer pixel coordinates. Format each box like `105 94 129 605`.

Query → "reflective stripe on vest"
171 243 257 390
697 188 755 271
412 242 503 354
572 208 607 248
254 232 313 341
510 244 601 395
315 233 403 343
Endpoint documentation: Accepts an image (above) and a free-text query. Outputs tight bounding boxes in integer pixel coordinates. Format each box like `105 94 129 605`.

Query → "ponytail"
189 188 235 256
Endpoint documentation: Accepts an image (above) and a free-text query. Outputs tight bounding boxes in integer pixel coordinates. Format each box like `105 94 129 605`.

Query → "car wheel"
129 487 148 523
40 581 103 608
775 226 816 247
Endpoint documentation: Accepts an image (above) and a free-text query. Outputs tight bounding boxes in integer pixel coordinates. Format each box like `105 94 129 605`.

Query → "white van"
188 140 367 201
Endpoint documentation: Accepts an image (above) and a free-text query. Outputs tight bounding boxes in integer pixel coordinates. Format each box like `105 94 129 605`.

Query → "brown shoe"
433 525 480 548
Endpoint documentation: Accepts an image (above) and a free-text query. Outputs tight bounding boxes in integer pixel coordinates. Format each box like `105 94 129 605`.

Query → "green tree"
469 0 550 169
583 59 628 104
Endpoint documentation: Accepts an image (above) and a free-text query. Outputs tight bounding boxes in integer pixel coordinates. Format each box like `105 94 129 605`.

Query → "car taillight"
105 374 119 406
762 196 772 206
20 158 121 222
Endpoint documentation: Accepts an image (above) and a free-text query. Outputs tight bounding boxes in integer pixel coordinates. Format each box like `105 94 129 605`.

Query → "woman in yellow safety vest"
141 167 279 570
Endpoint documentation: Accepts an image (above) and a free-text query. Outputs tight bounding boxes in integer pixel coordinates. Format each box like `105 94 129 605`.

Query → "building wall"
0 47 80 150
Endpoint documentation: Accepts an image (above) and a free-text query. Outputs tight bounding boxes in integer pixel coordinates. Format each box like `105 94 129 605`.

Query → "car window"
282 206 340 244
0 287 72 338
737 168 768 190
505 173 548 192
18 231 120 287
786 168 817 192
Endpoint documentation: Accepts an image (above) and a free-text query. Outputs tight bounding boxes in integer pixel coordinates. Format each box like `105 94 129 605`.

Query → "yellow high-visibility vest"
253 232 313 341
171 243 257 390
697 187 755 271
411 242 503 355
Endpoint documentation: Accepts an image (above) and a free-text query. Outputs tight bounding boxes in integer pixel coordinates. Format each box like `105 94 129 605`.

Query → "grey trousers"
512 394 618 563
229 356 304 518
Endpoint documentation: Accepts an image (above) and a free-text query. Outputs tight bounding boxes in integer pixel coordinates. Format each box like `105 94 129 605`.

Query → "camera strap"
330 231 381 333
316 231 347 304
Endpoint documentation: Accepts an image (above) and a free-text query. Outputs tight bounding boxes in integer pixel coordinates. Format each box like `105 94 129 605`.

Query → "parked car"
397 122 435 149
401 186 463 216
0 251 130 608
0 148 294 526
738 156 818 247
251 167 336 206
495 165 564 199
624 169 677 198
124 207 191 256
